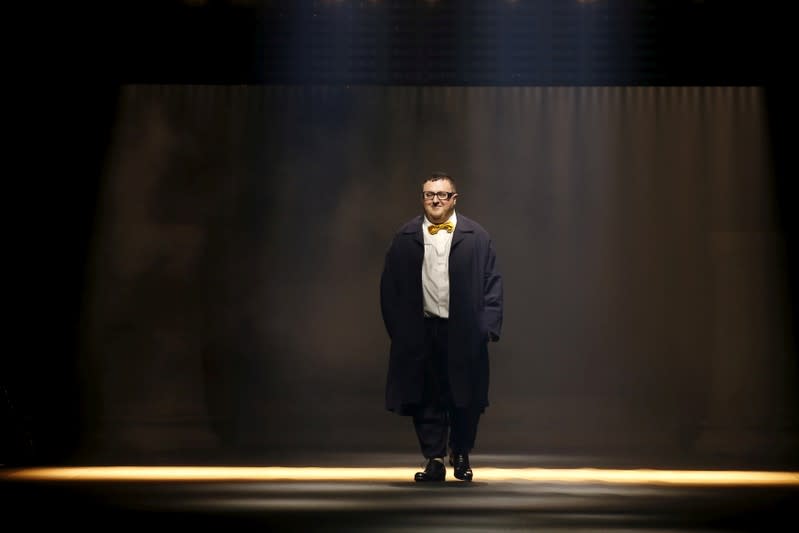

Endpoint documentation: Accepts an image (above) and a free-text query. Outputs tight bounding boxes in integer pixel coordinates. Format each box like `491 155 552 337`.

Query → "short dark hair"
424 171 456 190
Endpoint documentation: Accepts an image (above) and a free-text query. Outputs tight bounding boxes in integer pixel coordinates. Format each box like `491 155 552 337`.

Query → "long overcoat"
380 213 503 414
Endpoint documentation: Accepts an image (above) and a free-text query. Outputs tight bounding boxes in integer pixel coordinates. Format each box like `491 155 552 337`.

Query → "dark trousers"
412 316 481 459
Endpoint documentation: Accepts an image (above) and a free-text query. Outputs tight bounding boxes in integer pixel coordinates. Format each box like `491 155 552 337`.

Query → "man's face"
421 178 458 224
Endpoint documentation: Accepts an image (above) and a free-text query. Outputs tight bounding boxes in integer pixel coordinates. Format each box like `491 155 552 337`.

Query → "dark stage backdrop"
76 85 798 466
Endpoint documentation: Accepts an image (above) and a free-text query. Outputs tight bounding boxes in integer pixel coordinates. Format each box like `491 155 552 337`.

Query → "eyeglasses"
422 191 456 201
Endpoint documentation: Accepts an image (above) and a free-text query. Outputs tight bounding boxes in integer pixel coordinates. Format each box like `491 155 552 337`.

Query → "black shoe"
414 458 446 482
449 453 473 481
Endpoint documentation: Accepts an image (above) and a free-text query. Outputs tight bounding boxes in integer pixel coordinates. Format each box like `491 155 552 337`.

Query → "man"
380 171 503 482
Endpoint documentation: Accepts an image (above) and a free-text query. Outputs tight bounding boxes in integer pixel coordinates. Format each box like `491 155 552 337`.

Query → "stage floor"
2 454 798 532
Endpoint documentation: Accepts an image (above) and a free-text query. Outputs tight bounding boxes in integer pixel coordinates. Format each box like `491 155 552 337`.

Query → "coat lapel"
451 214 474 250
402 215 425 247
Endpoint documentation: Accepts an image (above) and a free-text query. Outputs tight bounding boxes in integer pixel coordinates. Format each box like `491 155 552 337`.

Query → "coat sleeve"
380 237 398 340
483 238 503 342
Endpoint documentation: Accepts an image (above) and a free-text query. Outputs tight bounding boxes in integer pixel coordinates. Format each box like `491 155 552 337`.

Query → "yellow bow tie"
428 221 455 235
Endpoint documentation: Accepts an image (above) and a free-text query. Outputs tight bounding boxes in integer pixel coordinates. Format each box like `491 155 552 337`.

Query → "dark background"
5 0 797 468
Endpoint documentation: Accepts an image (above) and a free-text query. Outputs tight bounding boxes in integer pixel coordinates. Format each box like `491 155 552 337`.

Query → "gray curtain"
80 85 798 465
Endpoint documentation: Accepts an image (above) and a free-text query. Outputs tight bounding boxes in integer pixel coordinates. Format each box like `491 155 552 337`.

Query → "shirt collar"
423 211 457 229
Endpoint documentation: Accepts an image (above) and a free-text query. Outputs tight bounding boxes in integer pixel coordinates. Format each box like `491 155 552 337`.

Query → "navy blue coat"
380 213 503 414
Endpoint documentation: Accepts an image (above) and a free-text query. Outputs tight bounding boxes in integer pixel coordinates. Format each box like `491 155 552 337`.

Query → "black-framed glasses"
422 191 456 201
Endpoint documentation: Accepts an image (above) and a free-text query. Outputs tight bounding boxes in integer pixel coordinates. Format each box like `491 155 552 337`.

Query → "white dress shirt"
422 212 457 319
